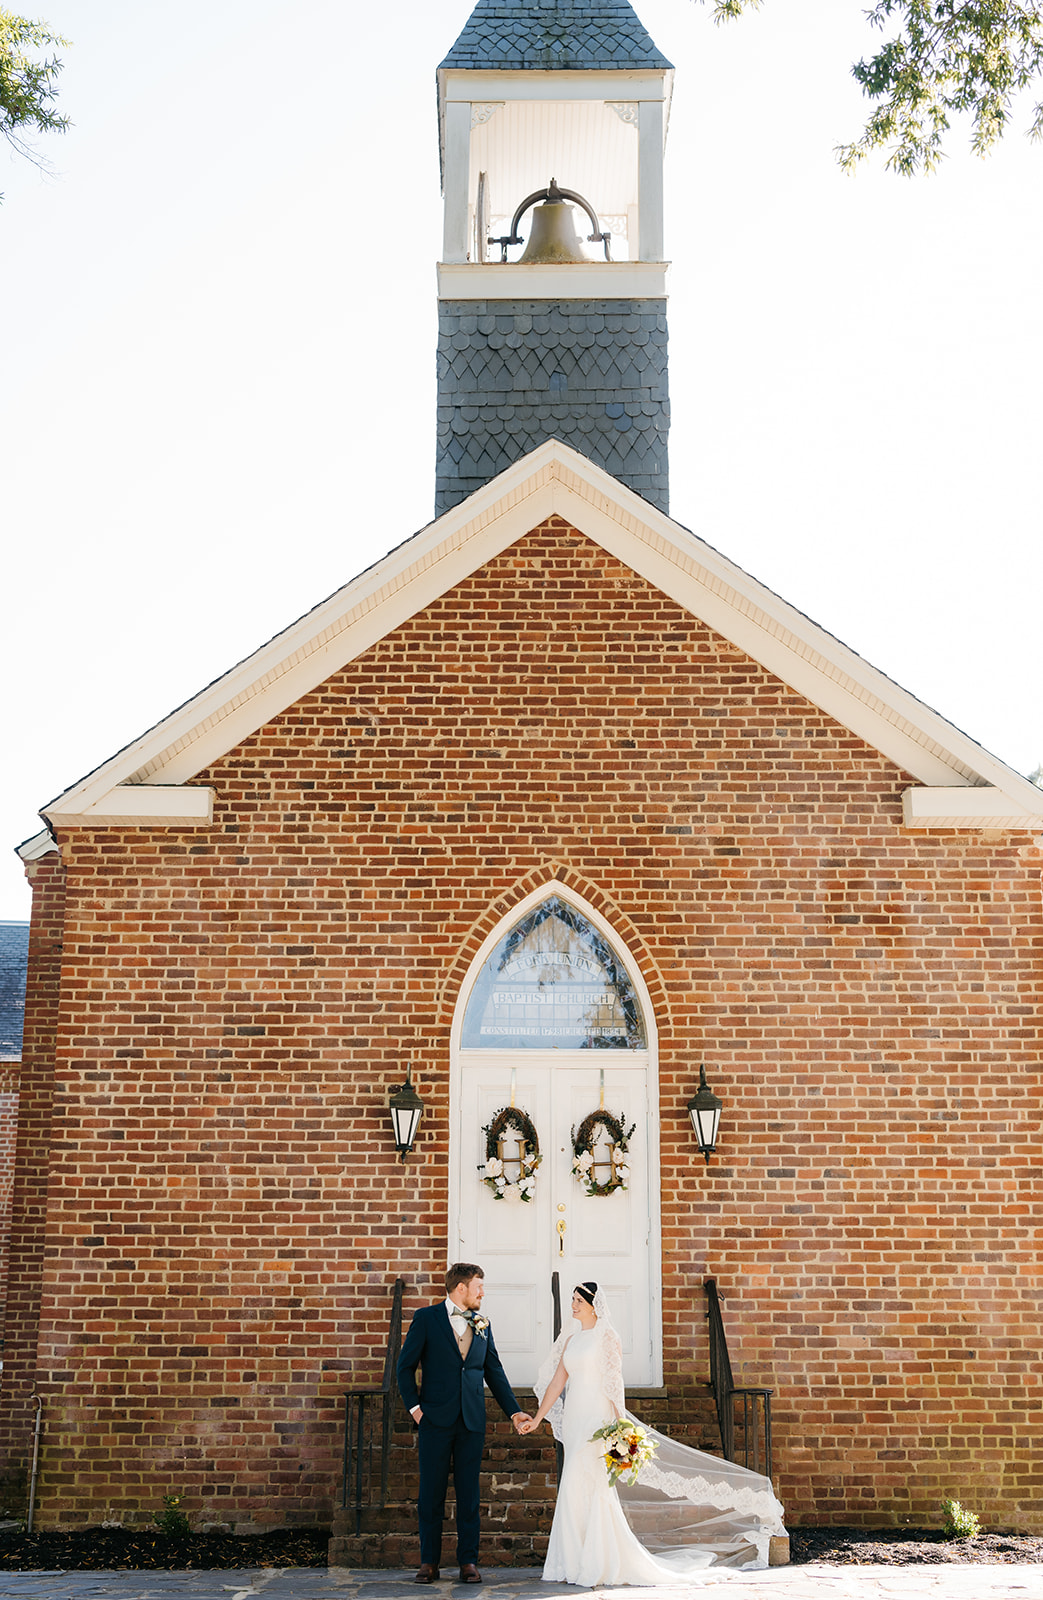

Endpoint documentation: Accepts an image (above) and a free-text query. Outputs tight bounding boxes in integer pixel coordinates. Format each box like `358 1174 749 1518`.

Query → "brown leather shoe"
458 1565 482 1584
414 1565 440 1584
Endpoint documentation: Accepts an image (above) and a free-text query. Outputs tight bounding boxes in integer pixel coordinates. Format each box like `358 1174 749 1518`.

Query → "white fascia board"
45 786 215 828
902 787 1043 830
440 68 670 106
41 440 1041 827
17 828 59 862
438 261 668 301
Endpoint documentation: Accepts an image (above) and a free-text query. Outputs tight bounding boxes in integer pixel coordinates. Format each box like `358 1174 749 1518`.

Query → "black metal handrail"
550 1271 564 1482
704 1278 773 1478
341 1276 405 1532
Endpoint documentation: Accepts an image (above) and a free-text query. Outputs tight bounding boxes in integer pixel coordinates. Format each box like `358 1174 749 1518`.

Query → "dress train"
541 1327 785 1587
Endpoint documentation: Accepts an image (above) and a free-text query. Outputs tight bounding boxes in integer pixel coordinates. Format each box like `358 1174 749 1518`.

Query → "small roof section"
0 921 29 1062
439 0 673 72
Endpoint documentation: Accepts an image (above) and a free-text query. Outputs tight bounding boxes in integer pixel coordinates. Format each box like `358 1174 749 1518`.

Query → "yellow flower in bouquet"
590 1418 657 1486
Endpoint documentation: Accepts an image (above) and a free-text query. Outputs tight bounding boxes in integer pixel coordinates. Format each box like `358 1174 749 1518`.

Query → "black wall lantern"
389 1068 424 1162
687 1065 722 1164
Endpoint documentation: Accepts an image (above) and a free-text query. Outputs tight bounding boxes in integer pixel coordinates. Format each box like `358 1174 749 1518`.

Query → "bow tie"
451 1307 474 1323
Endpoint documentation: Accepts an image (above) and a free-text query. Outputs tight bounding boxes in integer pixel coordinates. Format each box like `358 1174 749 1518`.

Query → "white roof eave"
38 441 1043 832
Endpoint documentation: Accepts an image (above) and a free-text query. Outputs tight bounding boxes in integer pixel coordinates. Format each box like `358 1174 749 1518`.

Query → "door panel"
454 1055 658 1387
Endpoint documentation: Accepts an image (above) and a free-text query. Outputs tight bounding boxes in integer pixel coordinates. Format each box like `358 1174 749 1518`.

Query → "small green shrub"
941 1497 981 1539
153 1493 191 1538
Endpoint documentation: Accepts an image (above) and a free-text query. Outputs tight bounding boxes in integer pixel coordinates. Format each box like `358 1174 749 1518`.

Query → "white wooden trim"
440 69 671 106
442 100 471 263
437 261 668 299
637 99 664 261
902 786 1043 830
46 785 214 827
17 828 59 862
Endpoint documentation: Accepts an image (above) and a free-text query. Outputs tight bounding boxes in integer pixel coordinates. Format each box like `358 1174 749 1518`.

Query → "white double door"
450 1052 661 1389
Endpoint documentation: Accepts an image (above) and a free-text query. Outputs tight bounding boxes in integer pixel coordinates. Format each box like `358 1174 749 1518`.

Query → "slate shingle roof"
0 921 29 1061
440 0 672 72
435 297 669 516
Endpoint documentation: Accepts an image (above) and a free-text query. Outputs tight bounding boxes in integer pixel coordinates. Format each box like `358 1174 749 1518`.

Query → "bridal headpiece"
533 1280 624 1441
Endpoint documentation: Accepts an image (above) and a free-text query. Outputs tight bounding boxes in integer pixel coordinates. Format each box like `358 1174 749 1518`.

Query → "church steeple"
439 0 673 73
435 0 673 516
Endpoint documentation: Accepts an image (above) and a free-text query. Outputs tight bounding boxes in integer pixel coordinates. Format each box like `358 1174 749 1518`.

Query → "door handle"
556 1219 567 1257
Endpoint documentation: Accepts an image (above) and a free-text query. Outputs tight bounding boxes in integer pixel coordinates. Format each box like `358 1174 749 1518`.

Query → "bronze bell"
518 197 589 264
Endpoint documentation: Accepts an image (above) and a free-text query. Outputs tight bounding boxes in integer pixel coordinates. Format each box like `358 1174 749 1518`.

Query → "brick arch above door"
435 863 671 1033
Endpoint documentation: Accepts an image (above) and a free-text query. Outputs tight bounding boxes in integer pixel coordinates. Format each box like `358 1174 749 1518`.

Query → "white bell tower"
435 0 674 515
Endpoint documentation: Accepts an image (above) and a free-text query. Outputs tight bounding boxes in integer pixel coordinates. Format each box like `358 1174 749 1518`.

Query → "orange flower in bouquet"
590 1418 657 1486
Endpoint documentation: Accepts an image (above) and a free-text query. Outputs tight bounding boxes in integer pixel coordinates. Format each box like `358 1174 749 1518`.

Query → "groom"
397 1262 530 1584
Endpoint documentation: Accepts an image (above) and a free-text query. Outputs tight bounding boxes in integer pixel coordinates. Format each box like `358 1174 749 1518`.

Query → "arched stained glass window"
461 895 646 1050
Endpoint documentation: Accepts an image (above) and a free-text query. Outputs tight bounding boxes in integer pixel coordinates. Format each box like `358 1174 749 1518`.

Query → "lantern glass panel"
392 1104 422 1151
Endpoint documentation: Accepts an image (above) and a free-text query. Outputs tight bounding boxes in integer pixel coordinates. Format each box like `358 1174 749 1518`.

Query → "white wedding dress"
538 1308 786 1588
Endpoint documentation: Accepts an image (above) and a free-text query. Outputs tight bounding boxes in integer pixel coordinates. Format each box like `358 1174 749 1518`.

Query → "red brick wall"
12 519 1043 1531
0 851 66 1495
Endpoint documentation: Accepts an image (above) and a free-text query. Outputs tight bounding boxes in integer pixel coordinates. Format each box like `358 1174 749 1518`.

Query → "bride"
519 1282 786 1587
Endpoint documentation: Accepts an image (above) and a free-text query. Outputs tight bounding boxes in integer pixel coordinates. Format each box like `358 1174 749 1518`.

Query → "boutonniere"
471 1314 490 1338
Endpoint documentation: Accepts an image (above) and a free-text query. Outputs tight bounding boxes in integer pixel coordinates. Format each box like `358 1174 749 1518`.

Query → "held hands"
414 1408 530 1430
518 1352 565 1436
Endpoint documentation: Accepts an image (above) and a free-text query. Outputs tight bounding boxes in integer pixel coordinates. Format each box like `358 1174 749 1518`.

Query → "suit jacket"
397 1302 519 1432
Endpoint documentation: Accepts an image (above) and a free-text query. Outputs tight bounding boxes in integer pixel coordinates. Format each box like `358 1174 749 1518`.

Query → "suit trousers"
417 1414 484 1566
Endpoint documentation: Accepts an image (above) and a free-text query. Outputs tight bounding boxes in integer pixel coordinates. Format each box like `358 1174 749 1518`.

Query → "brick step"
333 1474 560 1538
332 1490 556 1537
332 1479 559 1535
330 1392 733 1568
329 1530 548 1569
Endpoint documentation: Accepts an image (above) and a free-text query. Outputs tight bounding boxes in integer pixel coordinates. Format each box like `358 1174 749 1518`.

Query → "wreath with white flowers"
479 1106 542 1204
571 1109 636 1197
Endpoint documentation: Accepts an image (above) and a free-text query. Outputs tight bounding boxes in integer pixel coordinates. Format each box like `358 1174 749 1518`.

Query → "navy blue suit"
397 1302 520 1566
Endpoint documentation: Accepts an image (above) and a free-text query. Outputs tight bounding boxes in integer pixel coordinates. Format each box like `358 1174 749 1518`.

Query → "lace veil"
533 1284 786 1571
533 1284 622 1442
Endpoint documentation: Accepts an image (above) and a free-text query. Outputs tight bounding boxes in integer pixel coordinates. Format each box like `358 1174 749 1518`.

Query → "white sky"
3 0 1041 922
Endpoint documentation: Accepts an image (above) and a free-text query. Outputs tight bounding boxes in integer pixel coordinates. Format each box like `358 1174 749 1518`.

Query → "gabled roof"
439 0 673 72
28 441 1043 839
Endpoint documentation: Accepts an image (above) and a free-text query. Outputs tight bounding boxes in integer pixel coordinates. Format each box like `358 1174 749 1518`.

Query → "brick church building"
4 0 1042 1549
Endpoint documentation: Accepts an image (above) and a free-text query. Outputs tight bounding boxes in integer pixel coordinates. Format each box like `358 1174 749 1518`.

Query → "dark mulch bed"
791 1527 1043 1566
0 1525 330 1571
3 1523 1043 1572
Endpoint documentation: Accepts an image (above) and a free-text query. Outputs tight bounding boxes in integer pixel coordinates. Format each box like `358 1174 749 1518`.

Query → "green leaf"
692 0 1043 172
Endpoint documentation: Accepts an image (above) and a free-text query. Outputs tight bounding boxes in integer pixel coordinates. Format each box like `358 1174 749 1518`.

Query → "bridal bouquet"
591 1418 657 1486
